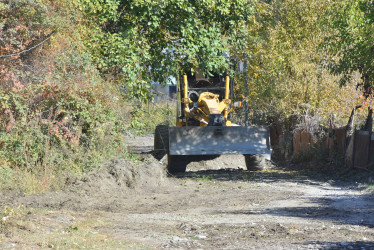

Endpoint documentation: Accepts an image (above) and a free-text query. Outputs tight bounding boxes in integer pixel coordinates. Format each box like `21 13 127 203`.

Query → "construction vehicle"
154 69 271 173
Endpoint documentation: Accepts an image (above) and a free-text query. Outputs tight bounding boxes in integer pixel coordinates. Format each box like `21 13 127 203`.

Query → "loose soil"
1 134 374 249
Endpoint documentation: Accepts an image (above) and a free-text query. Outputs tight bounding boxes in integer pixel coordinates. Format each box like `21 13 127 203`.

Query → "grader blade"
169 126 270 156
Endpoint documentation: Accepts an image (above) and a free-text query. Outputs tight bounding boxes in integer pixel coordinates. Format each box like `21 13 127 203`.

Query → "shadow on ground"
173 168 306 183
172 162 373 190
260 191 374 228
172 165 374 228
172 167 357 187
301 241 374 249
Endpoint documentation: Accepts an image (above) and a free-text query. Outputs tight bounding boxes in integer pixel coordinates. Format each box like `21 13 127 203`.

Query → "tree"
79 0 254 88
227 0 363 126
325 0 374 97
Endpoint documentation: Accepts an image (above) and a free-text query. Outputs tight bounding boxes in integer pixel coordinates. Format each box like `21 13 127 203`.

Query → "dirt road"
1 135 374 249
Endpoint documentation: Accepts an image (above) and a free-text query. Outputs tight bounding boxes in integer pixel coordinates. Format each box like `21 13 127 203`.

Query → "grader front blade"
168 126 270 157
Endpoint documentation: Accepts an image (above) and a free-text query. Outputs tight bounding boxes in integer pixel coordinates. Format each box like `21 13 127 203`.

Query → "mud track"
1 134 374 249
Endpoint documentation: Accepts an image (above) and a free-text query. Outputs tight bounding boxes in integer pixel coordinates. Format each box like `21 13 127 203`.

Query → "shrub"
0 80 129 192
129 101 176 135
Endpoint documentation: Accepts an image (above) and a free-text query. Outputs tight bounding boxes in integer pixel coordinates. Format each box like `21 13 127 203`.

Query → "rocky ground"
0 134 374 249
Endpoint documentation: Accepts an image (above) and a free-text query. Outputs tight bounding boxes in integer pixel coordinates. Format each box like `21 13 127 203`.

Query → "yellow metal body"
183 75 189 102
180 75 232 126
223 76 230 119
183 74 192 119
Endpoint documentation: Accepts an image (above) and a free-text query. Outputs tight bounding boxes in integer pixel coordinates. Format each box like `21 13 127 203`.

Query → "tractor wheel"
244 154 266 171
153 125 169 160
168 155 188 173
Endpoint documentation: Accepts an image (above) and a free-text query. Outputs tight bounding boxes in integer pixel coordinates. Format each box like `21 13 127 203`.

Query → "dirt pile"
186 155 274 171
7 157 168 211
71 157 168 194
186 155 246 171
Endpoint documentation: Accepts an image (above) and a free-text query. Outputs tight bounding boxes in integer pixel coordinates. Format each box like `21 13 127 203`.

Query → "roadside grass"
44 220 142 249
0 165 14 191
0 206 147 249
0 142 131 194
129 101 176 135
192 173 214 182
0 93 174 194
363 182 374 192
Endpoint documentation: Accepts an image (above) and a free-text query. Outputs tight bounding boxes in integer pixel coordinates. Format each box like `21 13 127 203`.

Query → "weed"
292 143 329 163
194 175 214 182
0 165 14 190
364 182 374 192
129 101 176 135
0 1 132 193
0 82 130 193
0 208 144 249
0 205 26 234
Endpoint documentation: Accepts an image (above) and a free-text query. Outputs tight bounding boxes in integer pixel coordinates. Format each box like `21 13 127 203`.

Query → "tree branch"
0 31 56 59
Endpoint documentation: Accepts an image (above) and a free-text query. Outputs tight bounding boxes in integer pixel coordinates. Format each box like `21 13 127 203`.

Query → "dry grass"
0 206 148 249
130 100 177 135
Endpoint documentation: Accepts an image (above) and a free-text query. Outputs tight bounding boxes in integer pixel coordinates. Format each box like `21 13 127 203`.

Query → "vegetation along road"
1 0 374 249
1 134 373 249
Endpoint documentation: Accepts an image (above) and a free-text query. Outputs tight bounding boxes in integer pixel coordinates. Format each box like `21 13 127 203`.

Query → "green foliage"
0 166 14 190
130 101 176 135
232 0 363 126
0 0 130 192
2 0 374 192
324 0 374 96
0 83 128 175
0 0 53 54
78 0 254 87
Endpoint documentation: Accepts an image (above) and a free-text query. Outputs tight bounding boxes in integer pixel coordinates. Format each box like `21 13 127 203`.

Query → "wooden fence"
270 108 374 169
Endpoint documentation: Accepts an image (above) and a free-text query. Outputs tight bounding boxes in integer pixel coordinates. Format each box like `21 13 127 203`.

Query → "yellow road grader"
154 70 271 173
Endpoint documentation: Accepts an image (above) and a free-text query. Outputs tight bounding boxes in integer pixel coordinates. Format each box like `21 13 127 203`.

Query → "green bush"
129 101 176 135
0 0 135 193
0 82 129 192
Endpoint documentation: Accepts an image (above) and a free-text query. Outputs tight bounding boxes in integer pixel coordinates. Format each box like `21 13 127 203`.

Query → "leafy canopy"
79 0 254 85
325 0 374 96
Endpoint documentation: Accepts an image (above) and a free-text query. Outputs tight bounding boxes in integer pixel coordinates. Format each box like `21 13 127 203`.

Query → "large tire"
154 125 188 173
244 154 266 171
168 155 188 173
154 125 169 160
